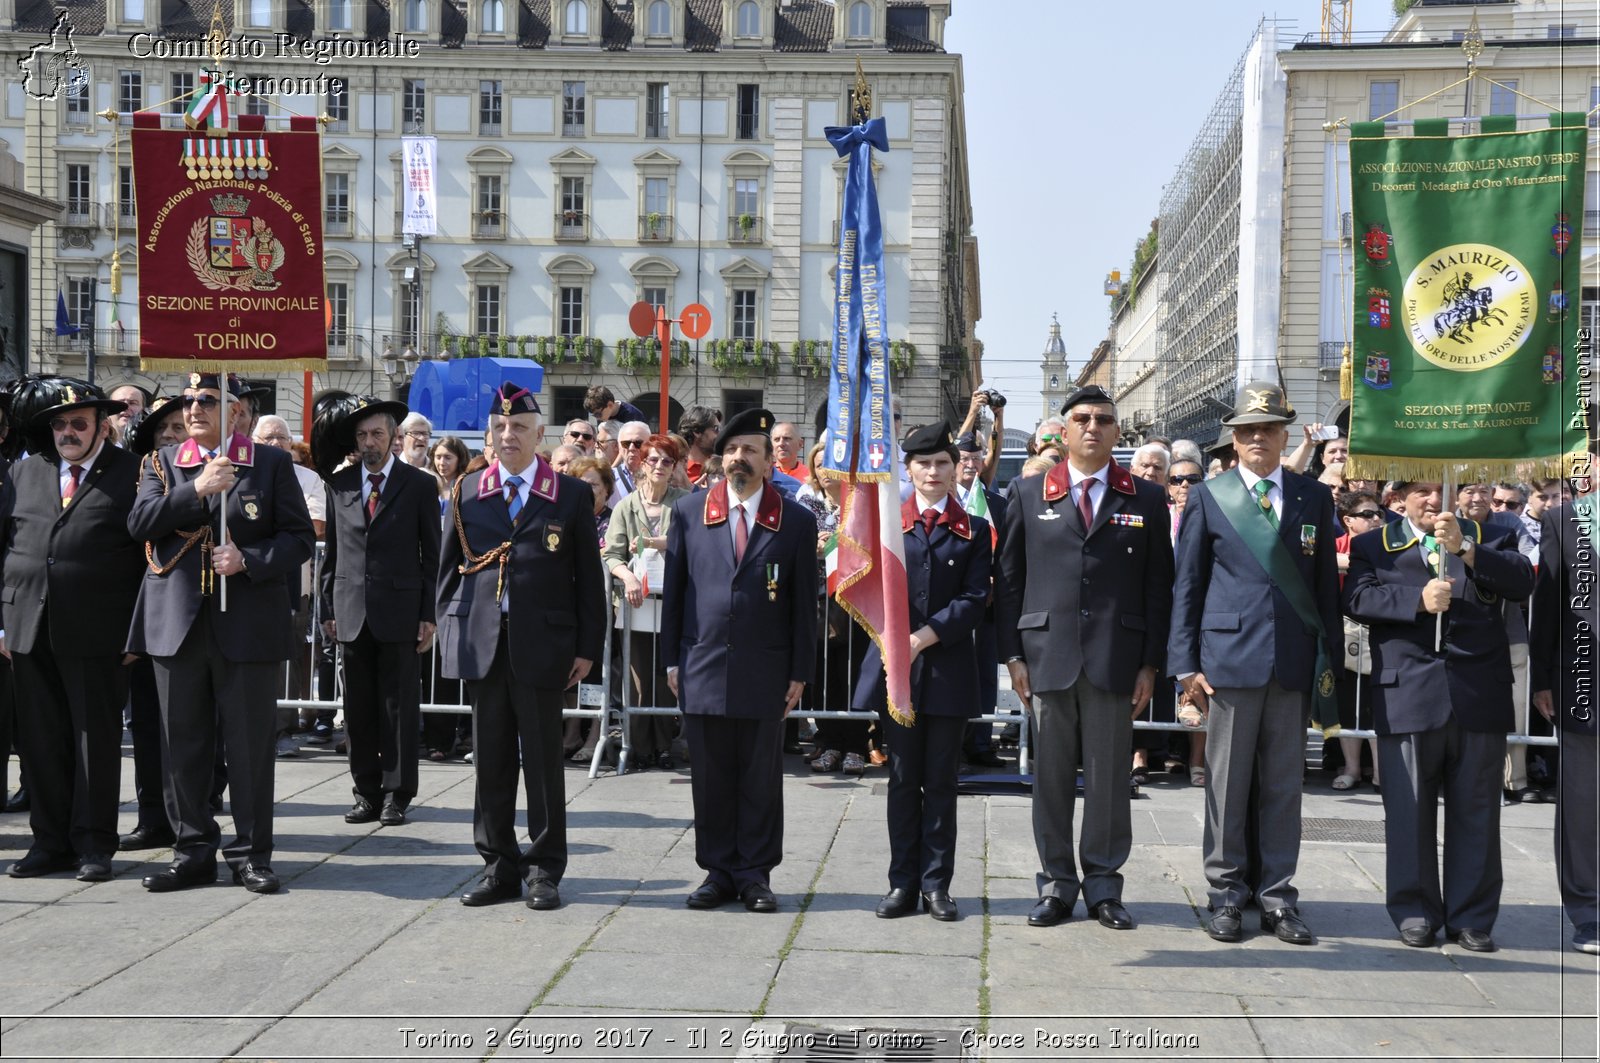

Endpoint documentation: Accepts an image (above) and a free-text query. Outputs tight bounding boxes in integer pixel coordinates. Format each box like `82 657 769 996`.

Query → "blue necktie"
505 475 524 521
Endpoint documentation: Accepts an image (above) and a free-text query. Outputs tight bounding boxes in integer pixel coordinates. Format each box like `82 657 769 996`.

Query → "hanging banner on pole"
401 135 438 236
1346 115 1588 482
131 113 328 371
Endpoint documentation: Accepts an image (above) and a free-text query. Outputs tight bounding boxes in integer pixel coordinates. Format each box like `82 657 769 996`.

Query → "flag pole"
1436 465 1452 652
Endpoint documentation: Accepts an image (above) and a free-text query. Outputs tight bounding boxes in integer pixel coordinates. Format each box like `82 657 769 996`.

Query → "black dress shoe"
379 798 406 827
1400 925 1437 948
922 890 959 921
77 854 114 882
1261 906 1315 945
656 751 676 771
1091 899 1135 930
8 850 78 878
142 859 218 892
1447 928 1496 953
741 883 778 912
344 799 380 824
5 787 29 813
965 750 1006 768
686 879 733 909
1027 896 1070 927
526 879 561 910
1208 905 1244 942
232 863 281 894
119 824 176 850
876 887 918 918
460 875 520 906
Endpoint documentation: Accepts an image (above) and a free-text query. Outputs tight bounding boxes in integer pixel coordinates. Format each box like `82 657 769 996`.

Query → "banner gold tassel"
1338 343 1352 403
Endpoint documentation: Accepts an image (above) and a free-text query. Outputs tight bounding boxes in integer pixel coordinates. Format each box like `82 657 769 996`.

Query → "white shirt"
913 494 949 517
500 461 534 511
58 441 104 497
1067 460 1110 519
358 453 397 503
1234 464 1284 522
727 483 762 554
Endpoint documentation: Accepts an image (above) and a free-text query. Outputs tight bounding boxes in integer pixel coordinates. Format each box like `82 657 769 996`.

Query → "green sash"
1209 472 1340 736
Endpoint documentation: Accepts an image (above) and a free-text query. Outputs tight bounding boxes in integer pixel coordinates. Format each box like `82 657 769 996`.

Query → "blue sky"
943 1 1392 429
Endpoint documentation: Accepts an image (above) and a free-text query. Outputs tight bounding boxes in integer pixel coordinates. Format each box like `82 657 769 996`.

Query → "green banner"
1347 118 1588 482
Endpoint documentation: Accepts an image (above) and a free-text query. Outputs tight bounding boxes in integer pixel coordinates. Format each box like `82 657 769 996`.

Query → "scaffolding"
1153 31 1253 442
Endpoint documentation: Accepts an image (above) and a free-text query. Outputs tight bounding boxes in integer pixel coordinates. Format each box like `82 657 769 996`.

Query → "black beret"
713 407 774 455
902 421 956 458
1060 384 1114 415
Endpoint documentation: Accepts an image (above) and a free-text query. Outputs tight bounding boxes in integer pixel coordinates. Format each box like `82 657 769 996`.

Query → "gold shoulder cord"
451 475 514 603
142 452 215 594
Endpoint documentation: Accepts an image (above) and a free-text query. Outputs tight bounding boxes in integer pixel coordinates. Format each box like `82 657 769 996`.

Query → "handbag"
1343 615 1372 675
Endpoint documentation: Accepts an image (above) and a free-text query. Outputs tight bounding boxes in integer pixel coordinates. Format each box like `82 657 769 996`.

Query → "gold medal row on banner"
182 138 273 182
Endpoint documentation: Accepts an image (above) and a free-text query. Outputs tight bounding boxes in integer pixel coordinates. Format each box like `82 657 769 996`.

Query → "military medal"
1300 523 1317 557
544 521 563 552
766 563 779 602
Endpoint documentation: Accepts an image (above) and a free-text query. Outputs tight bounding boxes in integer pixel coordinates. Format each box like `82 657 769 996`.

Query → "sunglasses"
1492 498 1523 510
567 431 594 440
1169 474 1203 485
1069 413 1117 427
180 395 222 409
1350 509 1383 520
49 415 92 433
620 439 645 449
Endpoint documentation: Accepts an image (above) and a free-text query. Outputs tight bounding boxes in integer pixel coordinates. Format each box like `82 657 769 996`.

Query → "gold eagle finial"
850 57 872 124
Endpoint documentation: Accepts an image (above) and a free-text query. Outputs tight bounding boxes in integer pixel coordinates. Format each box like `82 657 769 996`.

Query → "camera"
975 386 1007 410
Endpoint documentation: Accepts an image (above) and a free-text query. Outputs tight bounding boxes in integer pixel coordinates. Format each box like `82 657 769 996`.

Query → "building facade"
4 0 979 438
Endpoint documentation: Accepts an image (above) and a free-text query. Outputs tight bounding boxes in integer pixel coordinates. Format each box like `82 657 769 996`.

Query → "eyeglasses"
405 430 431 441
620 439 645 449
1169 474 1204 485
49 415 92 433
258 433 291 444
180 395 221 409
1350 509 1383 521
566 431 594 441
1069 413 1117 427
642 454 676 467
1492 498 1524 510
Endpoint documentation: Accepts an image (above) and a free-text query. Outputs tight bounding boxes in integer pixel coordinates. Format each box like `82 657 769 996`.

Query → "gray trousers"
1031 680 1132 909
1377 720 1504 933
1204 682 1306 911
1557 727 1599 929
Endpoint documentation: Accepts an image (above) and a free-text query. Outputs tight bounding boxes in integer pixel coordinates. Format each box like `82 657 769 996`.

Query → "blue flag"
54 290 79 336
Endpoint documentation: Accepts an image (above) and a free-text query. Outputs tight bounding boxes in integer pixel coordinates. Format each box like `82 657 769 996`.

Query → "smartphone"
1312 425 1340 442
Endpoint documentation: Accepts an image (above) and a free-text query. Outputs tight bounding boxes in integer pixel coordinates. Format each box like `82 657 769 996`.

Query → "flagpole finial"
208 2 226 65
850 57 872 124
1462 10 1484 73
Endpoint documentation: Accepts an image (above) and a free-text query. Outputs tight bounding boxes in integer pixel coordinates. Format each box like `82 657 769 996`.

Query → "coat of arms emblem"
186 194 284 291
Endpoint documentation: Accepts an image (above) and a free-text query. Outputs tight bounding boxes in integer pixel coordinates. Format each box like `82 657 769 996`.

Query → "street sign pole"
629 300 712 433
656 305 672 433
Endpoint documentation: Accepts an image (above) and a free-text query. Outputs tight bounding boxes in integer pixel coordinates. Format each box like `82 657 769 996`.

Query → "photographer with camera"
956 388 1005 488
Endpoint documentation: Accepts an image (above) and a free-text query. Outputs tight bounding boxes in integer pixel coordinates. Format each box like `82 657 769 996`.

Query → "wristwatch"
1453 540 1471 557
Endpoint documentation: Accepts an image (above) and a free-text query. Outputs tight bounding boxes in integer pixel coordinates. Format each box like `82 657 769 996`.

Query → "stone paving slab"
0 746 1593 1062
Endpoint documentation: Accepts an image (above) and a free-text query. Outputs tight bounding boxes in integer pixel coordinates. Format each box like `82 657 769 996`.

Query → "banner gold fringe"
816 467 894 484
1345 451 1586 483
829 484 915 727
140 358 329 373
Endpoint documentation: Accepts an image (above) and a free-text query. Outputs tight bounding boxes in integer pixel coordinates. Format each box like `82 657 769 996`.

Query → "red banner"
131 113 327 372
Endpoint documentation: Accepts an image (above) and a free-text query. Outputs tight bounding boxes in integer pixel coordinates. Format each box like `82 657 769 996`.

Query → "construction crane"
1322 0 1352 44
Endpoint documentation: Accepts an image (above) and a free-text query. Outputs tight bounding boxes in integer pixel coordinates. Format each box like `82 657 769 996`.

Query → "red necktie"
62 464 83 508
733 503 749 565
366 473 384 520
922 507 938 534
1078 475 1097 532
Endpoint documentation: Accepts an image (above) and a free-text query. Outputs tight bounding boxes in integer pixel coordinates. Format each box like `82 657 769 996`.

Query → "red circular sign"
628 301 659 338
678 303 712 340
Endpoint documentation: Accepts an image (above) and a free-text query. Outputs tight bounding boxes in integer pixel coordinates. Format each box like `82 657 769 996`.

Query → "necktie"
921 507 939 534
1254 479 1279 530
733 503 749 565
62 464 83 508
1422 533 1440 575
1077 476 1097 532
366 472 384 520
505 475 525 522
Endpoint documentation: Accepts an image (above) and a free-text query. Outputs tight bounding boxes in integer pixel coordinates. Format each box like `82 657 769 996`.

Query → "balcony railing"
555 210 588 241
60 203 99 229
639 213 672 242
729 214 763 244
324 208 353 237
1319 341 1347 369
474 210 506 239
103 202 137 228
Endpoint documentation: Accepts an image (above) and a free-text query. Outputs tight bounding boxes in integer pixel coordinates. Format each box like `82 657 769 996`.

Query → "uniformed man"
128 372 315 894
662 408 817 913
1169 380 1340 945
1345 481 1532 952
997 386 1173 931
319 396 441 827
861 422 990 921
1532 454 1600 955
1 381 143 881
438 382 606 910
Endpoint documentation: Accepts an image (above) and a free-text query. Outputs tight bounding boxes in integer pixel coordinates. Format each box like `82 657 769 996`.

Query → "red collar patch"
174 433 253 469
703 480 729 525
1043 459 1134 502
705 480 782 531
477 458 556 503
900 493 973 540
